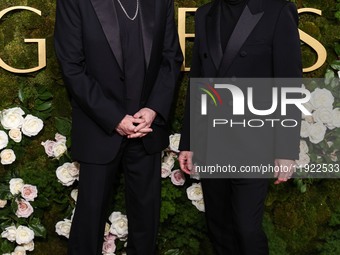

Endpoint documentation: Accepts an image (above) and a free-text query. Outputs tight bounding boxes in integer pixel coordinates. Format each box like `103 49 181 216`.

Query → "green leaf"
0 220 12 232
335 11 340 21
0 207 11 220
330 78 340 89
0 184 12 200
335 42 340 57
18 89 26 105
29 218 47 238
300 184 307 193
324 68 335 85
38 91 53 100
164 249 184 255
331 60 340 71
37 85 47 94
34 101 52 111
11 200 18 214
0 238 15 253
31 195 50 208
55 117 72 136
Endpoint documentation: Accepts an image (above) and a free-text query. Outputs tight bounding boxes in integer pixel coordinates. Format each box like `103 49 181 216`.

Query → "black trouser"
68 138 161 255
201 178 269 255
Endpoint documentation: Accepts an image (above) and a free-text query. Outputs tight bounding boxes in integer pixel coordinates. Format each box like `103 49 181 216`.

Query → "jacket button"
203 53 208 58
120 76 125 81
240 51 247 57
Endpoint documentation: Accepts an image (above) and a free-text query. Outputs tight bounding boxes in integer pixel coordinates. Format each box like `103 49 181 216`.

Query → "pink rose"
55 133 67 143
170 169 186 186
41 140 56 157
20 184 38 202
104 233 117 242
102 240 116 254
15 200 34 218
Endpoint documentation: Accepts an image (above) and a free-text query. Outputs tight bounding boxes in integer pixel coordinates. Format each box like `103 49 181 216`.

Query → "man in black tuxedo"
54 0 183 253
179 0 302 254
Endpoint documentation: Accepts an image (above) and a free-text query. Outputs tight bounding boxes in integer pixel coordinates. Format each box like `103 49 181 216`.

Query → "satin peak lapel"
206 1 223 71
139 0 155 69
90 0 123 71
217 5 264 76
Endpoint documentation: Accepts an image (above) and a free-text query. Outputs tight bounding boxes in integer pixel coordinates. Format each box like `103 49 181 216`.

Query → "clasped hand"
115 108 156 138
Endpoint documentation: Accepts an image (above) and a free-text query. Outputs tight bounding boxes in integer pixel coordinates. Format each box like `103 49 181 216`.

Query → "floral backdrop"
0 0 340 254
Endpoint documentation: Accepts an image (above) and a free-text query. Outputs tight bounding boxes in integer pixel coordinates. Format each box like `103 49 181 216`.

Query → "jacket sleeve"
54 0 125 135
179 11 202 151
273 2 303 159
145 0 184 123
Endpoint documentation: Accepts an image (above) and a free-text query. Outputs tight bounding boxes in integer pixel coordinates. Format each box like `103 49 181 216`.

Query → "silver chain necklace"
115 0 139 21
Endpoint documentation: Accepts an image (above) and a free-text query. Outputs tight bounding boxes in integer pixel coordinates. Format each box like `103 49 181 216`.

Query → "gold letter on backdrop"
178 7 327 73
298 8 327 73
0 6 46 73
178 8 197 71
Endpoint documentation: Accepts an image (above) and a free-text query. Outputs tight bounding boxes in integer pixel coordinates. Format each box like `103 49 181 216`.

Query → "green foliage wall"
0 0 339 254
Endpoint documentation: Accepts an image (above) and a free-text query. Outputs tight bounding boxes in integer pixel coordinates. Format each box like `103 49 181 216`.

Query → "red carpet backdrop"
0 0 340 254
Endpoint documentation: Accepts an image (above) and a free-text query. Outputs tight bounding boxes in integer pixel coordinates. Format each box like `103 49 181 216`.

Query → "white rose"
192 199 205 212
301 102 314 119
312 107 333 124
309 122 327 144
56 163 76 186
310 88 334 109
0 199 7 208
53 141 67 159
327 108 340 129
1 149 16 165
0 107 25 130
161 163 172 178
70 189 78 202
12 246 26 255
9 178 24 195
55 133 67 143
1 225 17 242
299 140 309 154
300 121 311 138
304 115 314 124
23 241 34 251
295 152 310 167
55 219 72 238
0 130 9 150
109 212 128 239
104 223 111 236
162 154 175 170
9 128 22 143
16 226 34 245
186 183 203 201
21 115 43 137
70 208 75 221
329 152 338 162
68 162 80 178
169 134 181 153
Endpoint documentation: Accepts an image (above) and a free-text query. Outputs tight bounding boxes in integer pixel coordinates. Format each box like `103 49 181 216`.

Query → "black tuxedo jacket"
179 0 303 162
54 0 183 164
